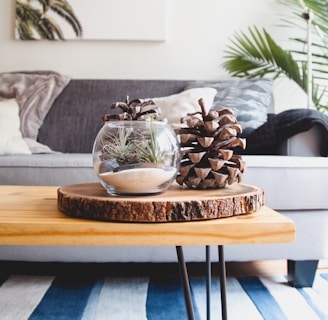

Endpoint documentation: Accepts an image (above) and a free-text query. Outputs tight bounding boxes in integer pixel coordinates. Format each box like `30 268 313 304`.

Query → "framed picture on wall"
15 0 167 41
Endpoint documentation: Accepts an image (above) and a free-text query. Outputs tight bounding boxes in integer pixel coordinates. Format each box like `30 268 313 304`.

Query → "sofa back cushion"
185 78 274 136
38 80 189 153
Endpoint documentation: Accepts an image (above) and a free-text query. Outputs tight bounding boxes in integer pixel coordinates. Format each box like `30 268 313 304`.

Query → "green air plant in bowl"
92 97 180 196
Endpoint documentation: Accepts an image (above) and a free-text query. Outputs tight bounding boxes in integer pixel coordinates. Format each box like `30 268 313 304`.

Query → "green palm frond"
16 2 39 40
50 0 83 37
15 0 82 40
16 2 58 40
222 0 328 112
223 27 303 86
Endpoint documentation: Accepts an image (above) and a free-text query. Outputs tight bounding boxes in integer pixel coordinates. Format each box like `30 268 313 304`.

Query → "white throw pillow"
0 99 31 155
151 87 217 126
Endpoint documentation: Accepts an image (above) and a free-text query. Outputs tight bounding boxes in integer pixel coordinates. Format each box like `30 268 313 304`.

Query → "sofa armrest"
278 126 322 156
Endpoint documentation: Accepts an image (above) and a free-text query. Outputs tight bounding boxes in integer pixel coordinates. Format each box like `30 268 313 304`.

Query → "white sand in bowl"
99 167 176 194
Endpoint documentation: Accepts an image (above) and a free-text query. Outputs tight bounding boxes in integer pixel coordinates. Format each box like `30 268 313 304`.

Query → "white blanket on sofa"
0 71 70 153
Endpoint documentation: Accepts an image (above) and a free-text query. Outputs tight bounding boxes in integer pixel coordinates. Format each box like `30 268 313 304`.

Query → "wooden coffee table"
0 184 295 320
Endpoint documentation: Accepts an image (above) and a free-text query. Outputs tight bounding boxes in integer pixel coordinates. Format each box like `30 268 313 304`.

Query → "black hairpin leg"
218 245 227 320
176 246 195 320
206 245 211 320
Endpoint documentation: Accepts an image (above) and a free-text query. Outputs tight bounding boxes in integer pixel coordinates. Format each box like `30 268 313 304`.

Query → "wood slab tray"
57 183 264 223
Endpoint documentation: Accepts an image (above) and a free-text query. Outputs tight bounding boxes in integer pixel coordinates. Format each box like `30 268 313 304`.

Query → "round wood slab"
57 183 264 223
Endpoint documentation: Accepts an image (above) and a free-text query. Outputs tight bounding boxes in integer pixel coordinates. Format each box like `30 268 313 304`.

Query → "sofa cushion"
38 80 190 153
151 87 217 126
0 99 31 155
279 127 322 156
185 78 273 135
0 152 327 211
0 153 97 186
243 155 328 210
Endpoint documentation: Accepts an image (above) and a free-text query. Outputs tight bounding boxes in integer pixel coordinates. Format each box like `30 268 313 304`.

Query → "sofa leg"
287 259 318 287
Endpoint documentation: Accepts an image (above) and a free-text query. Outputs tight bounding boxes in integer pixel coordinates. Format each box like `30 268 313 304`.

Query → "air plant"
100 97 165 166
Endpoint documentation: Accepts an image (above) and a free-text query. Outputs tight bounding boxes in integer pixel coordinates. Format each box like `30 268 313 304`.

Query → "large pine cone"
176 98 246 189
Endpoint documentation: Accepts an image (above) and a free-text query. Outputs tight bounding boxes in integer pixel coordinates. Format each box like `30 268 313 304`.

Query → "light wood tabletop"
0 185 295 247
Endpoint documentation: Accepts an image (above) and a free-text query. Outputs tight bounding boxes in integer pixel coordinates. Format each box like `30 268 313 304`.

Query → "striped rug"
0 272 327 319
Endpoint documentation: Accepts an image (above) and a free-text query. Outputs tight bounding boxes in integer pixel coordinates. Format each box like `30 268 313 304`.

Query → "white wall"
0 0 307 112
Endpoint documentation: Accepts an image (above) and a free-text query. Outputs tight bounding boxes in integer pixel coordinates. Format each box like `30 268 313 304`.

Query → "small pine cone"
102 96 161 122
176 98 246 189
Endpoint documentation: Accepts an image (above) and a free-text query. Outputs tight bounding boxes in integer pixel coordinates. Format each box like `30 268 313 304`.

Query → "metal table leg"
206 245 211 320
176 246 195 320
218 245 228 320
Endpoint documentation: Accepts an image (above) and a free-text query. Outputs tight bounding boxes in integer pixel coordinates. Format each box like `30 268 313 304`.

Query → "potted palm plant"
222 0 328 113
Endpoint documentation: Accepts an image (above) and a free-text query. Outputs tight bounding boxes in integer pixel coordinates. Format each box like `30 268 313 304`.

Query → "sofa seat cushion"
243 155 328 210
0 153 97 186
1 154 327 211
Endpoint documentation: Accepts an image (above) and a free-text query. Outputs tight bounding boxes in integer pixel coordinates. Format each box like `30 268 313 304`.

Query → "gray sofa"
1 75 328 287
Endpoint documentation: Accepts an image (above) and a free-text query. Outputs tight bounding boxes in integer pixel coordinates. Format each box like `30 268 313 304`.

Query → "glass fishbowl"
93 120 180 196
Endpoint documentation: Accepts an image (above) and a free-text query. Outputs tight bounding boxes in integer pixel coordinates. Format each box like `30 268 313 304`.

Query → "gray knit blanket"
241 108 328 157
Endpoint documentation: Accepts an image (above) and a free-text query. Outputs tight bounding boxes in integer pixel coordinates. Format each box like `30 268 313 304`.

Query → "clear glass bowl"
93 120 180 196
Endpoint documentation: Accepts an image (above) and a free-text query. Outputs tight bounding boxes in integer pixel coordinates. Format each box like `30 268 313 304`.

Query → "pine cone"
102 96 160 121
176 98 246 189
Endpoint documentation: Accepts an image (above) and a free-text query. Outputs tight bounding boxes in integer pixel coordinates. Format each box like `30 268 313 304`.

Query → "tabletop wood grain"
0 185 295 246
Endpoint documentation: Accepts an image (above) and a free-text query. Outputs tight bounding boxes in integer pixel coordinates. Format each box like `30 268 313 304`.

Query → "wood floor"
0 259 327 278
225 259 328 277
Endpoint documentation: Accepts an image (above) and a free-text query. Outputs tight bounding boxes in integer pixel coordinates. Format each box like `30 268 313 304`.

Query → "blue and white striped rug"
0 272 327 319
